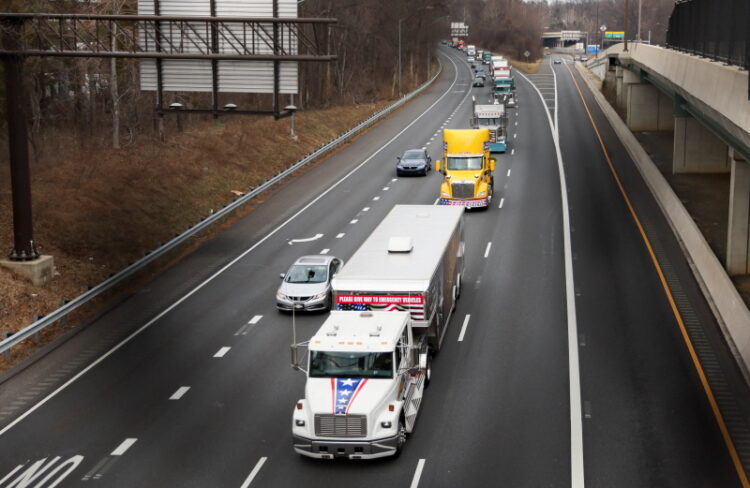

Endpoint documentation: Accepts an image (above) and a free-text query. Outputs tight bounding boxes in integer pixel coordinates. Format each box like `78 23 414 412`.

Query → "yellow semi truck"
435 129 496 209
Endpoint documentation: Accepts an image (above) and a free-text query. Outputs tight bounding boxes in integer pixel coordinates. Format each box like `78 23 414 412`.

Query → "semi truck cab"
435 129 496 209
291 311 428 459
472 104 507 153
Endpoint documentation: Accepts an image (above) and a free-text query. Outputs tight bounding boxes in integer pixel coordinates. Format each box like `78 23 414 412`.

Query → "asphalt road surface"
1 47 748 488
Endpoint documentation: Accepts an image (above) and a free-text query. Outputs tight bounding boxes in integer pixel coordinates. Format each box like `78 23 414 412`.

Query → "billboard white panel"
138 0 298 94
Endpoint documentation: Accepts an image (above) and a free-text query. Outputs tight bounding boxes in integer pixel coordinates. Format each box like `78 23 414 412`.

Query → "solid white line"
516 67 584 488
0 51 466 440
484 242 492 258
170 386 190 400
336 233 345 238
320 248 329 254
457 315 471 342
362 207 370 212
214 347 231 358
350 219 358 224
499 198 504 209
111 438 137 456
507 169 511 177
240 457 268 488
248 315 263 325
410 459 426 488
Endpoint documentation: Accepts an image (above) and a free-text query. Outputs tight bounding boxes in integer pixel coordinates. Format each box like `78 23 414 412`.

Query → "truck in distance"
291 311 429 459
472 103 507 153
435 129 496 209
332 204 465 352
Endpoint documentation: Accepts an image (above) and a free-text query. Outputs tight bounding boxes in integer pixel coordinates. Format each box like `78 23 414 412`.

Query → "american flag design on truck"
336 294 425 320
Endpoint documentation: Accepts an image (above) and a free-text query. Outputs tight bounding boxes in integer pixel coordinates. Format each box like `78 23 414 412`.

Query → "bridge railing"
666 0 749 98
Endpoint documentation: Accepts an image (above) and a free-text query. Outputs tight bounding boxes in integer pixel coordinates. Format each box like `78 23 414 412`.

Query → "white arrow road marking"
288 233 324 245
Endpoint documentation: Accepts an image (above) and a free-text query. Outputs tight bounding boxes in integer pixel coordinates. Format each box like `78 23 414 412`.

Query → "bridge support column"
626 83 672 131
616 67 639 109
672 112 729 174
727 150 750 275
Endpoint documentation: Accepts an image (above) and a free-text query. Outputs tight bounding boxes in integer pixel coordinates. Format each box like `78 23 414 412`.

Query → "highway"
0 47 748 488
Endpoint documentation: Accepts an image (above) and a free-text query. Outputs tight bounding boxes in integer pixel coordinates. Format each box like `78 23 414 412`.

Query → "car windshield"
402 151 424 160
447 156 483 171
478 117 499 126
285 264 328 283
309 351 394 378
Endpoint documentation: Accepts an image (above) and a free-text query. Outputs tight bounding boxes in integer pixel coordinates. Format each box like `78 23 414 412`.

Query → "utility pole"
637 0 642 42
624 0 629 52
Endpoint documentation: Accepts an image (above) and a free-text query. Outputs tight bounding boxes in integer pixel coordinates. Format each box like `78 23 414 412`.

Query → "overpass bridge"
587 42 750 276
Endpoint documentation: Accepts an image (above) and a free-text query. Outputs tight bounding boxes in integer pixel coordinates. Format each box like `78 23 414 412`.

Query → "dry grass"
507 58 541 74
0 101 389 371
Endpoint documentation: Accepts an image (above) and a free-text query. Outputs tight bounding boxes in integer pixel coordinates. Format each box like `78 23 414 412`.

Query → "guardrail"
666 0 749 99
0 56 445 359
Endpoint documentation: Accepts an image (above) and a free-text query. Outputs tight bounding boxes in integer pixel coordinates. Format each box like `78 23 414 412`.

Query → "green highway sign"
604 31 625 39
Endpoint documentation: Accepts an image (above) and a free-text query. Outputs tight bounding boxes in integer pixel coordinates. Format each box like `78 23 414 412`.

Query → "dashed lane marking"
240 457 268 488
320 248 329 254
336 233 345 238
410 459 426 488
499 198 504 209
214 347 231 358
170 387 190 400
350 219 358 224
458 315 471 342
484 242 492 258
111 438 137 456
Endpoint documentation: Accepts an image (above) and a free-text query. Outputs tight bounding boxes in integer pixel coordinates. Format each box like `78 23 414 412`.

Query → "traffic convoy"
282 44 514 459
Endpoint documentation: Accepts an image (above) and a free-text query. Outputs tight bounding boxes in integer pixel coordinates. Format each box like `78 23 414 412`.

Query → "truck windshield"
309 351 394 379
478 117 500 126
285 264 328 283
447 156 483 171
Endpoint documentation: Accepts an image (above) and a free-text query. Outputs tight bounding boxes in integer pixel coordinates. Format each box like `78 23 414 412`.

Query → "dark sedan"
396 149 432 176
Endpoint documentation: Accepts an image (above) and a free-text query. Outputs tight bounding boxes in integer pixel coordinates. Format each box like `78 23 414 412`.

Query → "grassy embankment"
0 101 388 370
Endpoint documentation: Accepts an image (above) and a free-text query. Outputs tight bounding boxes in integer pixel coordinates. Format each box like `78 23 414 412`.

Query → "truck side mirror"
490 158 496 172
435 160 441 172
291 343 308 374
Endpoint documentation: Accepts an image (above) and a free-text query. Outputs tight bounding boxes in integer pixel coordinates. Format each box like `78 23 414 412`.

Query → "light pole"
624 0 629 52
637 0 642 42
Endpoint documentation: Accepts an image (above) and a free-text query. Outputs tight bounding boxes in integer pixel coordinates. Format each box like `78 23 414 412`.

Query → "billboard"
138 0 298 94
450 22 468 38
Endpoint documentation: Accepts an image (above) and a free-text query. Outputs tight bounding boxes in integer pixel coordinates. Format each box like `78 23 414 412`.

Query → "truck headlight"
380 421 392 429
441 192 450 197
296 419 306 427
477 191 486 198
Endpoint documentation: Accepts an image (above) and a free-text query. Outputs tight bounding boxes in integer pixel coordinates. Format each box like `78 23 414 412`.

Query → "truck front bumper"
438 198 489 208
293 434 399 459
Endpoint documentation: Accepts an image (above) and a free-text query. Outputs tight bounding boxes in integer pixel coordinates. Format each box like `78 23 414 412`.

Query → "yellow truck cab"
435 129 496 209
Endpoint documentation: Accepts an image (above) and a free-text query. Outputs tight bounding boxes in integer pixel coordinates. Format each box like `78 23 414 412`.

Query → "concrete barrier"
576 62 750 382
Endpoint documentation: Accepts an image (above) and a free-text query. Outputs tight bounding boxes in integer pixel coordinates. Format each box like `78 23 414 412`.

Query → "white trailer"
331 205 465 352
291 311 428 459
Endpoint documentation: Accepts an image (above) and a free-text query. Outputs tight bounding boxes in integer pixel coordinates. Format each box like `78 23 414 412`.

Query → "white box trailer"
331 205 465 352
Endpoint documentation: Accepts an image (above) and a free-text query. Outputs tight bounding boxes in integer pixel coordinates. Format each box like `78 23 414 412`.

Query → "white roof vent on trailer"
388 236 413 253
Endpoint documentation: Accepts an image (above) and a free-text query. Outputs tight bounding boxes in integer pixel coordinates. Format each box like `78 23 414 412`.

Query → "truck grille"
451 181 475 199
315 414 367 438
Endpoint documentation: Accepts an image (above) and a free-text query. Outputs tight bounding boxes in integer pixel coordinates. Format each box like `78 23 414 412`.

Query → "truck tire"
394 419 407 457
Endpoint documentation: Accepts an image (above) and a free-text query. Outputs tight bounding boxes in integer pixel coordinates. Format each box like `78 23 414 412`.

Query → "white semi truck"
332 204 465 352
289 205 465 459
291 311 428 459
